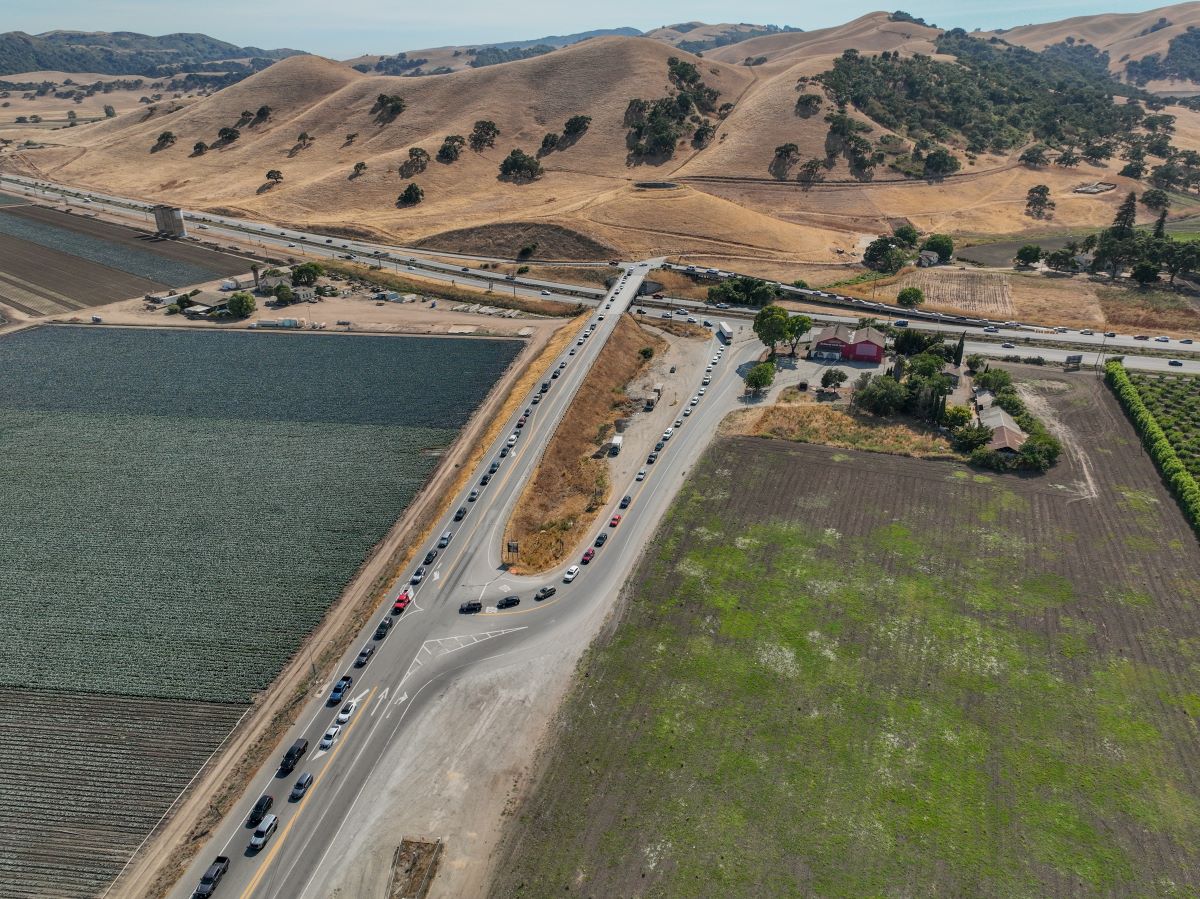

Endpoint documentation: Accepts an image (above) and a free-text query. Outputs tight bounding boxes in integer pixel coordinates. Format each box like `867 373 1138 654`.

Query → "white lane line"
398 627 528 688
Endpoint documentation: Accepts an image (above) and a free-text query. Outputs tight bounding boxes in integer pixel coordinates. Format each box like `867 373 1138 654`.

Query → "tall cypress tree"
1154 208 1168 239
1111 191 1138 239
953 332 965 367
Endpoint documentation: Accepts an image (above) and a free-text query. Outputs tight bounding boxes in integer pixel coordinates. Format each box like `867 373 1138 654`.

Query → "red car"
581 547 595 564
392 590 411 614
517 417 526 428
610 514 622 527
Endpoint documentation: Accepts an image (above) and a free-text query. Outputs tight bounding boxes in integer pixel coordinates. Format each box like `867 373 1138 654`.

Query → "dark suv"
246 794 273 828
279 738 308 774
459 600 483 614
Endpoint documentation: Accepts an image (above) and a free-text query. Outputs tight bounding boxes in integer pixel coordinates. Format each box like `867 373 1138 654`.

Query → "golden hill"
5 17 1200 269
983 2 1200 83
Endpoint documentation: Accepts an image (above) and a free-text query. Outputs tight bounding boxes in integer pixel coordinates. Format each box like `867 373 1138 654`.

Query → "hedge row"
1105 361 1200 536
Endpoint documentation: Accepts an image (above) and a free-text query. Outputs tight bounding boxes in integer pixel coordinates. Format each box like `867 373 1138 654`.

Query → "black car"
655 441 665 452
497 596 520 609
468 490 479 502
534 586 557 601
489 460 501 474
480 473 492 486
499 446 510 458
355 645 374 666
247 794 274 828
619 495 632 509
551 370 560 379
459 600 483 614
647 452 659 464
454 506 467 521
279 738 308 774
424 549 438 565
374 618 393 640
594 532 608 548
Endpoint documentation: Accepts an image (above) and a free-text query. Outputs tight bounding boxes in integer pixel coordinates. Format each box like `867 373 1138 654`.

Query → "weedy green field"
492 374 1200 898
0 324 520 897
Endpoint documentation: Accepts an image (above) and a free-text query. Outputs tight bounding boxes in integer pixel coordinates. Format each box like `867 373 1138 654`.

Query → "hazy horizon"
5 0 1190 58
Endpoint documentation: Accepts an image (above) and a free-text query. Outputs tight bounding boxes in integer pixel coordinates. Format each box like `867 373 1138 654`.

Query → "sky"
7 0 1187 58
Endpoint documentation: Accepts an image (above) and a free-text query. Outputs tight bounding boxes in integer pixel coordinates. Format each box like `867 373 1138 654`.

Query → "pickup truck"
194 856 230 896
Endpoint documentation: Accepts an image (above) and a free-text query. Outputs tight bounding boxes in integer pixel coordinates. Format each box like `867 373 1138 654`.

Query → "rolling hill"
5 9 1200 270
0 30 300 78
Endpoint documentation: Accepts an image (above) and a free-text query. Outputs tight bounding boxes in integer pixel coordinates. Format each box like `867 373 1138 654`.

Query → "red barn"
810 324 886 363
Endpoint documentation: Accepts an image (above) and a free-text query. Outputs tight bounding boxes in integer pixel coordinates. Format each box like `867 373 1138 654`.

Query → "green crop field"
0 324 520 898
492 374 1200 898
1128 372 1200 479
0 326 521 702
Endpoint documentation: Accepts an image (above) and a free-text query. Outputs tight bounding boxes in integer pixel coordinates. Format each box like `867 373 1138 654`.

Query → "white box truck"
718 322 733 343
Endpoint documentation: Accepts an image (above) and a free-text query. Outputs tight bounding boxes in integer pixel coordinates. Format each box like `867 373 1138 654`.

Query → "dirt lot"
505 314 667 572
490 371 1200 897
894 268 1016 317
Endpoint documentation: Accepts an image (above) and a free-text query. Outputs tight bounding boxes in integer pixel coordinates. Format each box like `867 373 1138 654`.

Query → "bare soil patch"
505 314 666 572
415 222 617 261
491 372 1200 897
1096 285 1200 332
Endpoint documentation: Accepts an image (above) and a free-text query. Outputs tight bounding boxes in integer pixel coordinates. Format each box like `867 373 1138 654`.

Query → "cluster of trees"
437 134 466 163
815 30 1149 171
708 276 779 307
862 228 953 273
1106 361 1200 531
540 114 591 155
371 53 428 75
397 183 424 206
467 45 554 68
962 368 1063 471
625 57 721 159
751 305 812 355
399 146 430 177
745 361 776 394
152 130 176 150
676 24 801 56
227 291 255 317
373 93 406 122
290 262 323 287
1125 27 1200 85
498 149 543 182
1021 191 1200 284
469 119 500 152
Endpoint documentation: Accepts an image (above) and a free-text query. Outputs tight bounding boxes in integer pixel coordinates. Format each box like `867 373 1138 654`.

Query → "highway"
163 259 760 898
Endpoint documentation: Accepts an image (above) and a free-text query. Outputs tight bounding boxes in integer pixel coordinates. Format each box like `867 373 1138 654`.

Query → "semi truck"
718 322 733 343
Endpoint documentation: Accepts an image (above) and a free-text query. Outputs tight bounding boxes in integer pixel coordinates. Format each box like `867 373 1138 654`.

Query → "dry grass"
520 265 614 288
506 314 666 571
1096 285 1200 332
320 259 585 317
895 268 1015 316
647 318 710 339
731 402 959 459
651 269 710 300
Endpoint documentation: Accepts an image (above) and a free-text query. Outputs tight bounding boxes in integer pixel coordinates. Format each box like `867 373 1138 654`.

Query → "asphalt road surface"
163 260 765 899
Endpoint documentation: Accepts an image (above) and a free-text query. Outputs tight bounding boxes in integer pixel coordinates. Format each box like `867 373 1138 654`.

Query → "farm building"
257 273 291 294
916 250 941 267
809 324 886 363
292 286 316 302
979 406 1028 453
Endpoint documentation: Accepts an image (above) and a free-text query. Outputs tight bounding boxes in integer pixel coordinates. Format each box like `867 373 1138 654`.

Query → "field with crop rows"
900 268 1015 316
0 691 246 899
493 374 1200 898
0 324 520 896
1128 372 1200 479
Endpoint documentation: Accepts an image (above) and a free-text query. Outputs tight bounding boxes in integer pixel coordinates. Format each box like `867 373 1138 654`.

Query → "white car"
319 725 341 750
541 290 552 296
1156 336 1171 343
711 357 719 364
507 433 518 446
636 469 647 481
683 408 692 417
336 701 356 725
663 428 674 440
703 376 711 386
675 418 683 427
690 396 699 406
287 243 297 248
564 565 580 583
698 387 706 396
705 366 713 373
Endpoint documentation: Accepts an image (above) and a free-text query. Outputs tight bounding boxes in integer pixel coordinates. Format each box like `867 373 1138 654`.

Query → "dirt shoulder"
113 314 576 899
504 314 667 573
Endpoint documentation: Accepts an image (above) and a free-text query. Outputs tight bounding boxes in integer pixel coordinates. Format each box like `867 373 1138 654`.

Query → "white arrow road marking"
350 689 369 705
432 571 441 582
370 687 390 714
393 691 409 706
